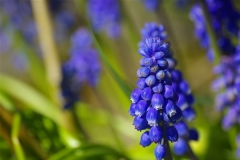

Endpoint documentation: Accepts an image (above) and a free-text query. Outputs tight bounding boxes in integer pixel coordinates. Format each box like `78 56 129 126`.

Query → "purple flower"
190 1 239 56
154 144 166 160
0 0 32 30
70 28 93 52
140 131 152 147
141 0 161 11
0 29 12 54
211 54 240 131
166 125 178 142
54 10 76 43
12 51 29 72
87 0 121 38
140 22 167 43
173 138 188 155
61 28 101 109
22 20 38 43
129 23 198 159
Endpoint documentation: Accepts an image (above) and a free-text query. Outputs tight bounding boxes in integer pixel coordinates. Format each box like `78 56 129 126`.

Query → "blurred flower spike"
61 28 101 109
87 0 121 38
129 22 198 159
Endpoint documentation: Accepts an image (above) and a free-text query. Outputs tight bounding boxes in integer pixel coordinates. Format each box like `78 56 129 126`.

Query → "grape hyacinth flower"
211 47 240 158
12 51 29 72
190 1 240 158
87 0 121 38
54 10 76 44
141 0 161 11
129 23 198 159
0 0 38 42
211 49 240 128
204 0 240 35
140 22 167 45
0 29 12 54
175 0 189 9
140 22 197 122
0 0 32 30
189 4 210 50
129 37 183 159
61 28 101 109
174 121 199 156
190 1 240 59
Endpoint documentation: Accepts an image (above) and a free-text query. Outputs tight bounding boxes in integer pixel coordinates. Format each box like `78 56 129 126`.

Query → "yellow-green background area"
0 0 240 160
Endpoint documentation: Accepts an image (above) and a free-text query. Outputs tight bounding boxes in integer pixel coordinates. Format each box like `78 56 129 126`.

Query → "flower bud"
141 87 153 101
140 131 152 147
149 126 162 143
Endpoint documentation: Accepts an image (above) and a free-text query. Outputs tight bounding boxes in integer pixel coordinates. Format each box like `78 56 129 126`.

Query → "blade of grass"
31 0 61 105
0 92 15 111
0 73 77 136
12 31 49 96
0 106 48 159
11 113 25 160
73 0 132 98
48 144 130 160
88 27 132 97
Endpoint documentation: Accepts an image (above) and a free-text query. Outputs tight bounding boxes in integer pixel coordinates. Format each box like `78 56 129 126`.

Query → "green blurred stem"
0 106 48 159
200 0 221 65
88 27 132 97
93 88 127 155
155 7 186 70
74 0 132 96
31 0 61 105
0 117 14 152
119 0 140 45
0 74 79 142
71 107 89 140
163 124 173 160
12 31 49 97
11 113 25 160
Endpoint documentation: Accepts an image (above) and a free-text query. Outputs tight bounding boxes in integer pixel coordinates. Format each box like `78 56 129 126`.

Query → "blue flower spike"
129 23 198 159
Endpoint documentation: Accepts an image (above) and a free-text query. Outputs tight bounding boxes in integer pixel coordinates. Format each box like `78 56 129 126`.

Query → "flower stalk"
31 0 61 105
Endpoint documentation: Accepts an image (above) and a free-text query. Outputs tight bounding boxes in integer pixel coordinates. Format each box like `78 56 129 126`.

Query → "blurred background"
0 0 240 160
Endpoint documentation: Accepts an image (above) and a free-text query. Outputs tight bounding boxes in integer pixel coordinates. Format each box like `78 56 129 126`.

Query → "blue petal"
154 144 166 160
140 131 152 147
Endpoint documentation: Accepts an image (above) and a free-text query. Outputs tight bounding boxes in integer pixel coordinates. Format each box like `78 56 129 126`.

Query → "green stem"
155 7 186 70
88 27 132 97
74 0 132 97
199 0 221 65
31 0 61 106
71 107 89 140
163 124 173 160
0 105 48 159
11 113 25 160
12 31 49 96
93 88 127 155
119 0 140 45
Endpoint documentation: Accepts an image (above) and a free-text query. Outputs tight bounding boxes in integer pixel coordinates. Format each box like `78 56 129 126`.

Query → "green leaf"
88 26 132 98
11 113 26 160
0 73 81 146
48 144 129 160
13 31 49 97
0 92 15 111
0 73 57 119
47 148 75 160
0 73 71 130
